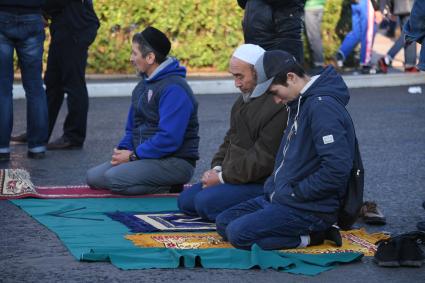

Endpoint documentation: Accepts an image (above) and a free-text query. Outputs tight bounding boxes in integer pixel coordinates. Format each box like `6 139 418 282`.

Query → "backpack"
337 137 364 230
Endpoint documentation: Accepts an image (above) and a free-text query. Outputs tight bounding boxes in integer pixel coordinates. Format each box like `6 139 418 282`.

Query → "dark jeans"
387 15 417 67
404 0 425 70
44 25 97 144
0 11 48 153
177 182 263 221
216 196 336 250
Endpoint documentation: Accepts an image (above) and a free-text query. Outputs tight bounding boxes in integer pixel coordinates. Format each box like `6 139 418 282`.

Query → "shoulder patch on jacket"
322 134 334 144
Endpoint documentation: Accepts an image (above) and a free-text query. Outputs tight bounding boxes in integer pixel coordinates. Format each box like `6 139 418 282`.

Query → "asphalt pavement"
1 83 425 282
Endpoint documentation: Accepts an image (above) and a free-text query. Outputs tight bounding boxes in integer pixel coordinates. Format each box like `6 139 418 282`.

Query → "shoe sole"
399 260 423 267
46 145 83 150
374 260 400 267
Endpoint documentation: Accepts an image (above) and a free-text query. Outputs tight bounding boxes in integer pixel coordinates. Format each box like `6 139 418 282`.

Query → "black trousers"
44 26 97 145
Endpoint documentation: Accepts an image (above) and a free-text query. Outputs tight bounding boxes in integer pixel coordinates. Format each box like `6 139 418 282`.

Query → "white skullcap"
232 44 265 65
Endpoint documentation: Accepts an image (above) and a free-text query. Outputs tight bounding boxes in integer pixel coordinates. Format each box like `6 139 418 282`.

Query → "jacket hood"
143 57 187 82
288 66 349 110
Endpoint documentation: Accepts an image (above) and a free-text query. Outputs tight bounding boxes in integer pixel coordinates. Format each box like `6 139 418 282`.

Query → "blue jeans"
387 15 417 67
86 157 194 195
177 182 263 221
404 0 425 70
0 12 48 153
216 196 336 250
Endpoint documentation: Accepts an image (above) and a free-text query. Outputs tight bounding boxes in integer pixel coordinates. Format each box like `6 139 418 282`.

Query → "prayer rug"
11 197 363 275
106 211 216 232
125 229 389 256
0 168 36 199
0 169 178 199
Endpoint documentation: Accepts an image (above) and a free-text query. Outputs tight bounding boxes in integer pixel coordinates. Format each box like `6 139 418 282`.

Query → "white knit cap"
232 44 265 65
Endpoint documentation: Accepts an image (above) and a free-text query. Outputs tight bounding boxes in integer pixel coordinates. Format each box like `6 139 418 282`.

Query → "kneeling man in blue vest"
86 26 199 195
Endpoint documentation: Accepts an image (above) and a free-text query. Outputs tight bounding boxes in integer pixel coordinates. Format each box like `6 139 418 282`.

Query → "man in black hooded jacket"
237 0 306 62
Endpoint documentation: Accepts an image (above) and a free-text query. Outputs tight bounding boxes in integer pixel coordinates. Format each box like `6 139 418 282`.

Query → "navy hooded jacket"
264 66 355 214
117 58 200 162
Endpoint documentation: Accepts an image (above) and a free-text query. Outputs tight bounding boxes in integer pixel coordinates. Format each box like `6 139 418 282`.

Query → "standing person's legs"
61 29 97 145
338 4 362 61
217 197 336 250
46 27 97 145
178 182 264 221
359 0 376 66
399 15 417 68
45 39 65 141
88 157 194 195
61 40 89 145
418 39 425 71
0 13 15 157
305 8 324 66
15 14 48 153
386 28 404 61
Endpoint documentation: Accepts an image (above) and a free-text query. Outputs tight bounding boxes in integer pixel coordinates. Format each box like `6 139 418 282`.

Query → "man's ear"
286 72 296 84
146 52 156 65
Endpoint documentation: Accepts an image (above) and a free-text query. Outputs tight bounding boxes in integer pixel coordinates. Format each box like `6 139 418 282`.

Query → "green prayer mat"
11 198 362 275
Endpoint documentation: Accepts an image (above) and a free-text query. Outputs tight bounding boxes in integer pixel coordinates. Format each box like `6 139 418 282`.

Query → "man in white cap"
178 44 288 221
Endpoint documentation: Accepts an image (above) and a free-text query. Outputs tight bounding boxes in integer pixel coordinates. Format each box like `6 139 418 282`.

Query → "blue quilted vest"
130 75 200 161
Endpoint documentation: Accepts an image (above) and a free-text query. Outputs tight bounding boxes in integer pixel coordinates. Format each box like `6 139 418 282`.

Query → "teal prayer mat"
11 198 363 275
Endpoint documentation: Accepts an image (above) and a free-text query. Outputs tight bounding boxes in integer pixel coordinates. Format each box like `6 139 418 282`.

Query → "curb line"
12 73 425 99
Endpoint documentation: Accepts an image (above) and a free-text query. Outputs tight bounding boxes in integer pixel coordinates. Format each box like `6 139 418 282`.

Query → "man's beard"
242 92 251 103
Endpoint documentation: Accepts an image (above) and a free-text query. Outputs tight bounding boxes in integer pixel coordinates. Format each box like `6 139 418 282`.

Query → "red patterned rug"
0 169 178 200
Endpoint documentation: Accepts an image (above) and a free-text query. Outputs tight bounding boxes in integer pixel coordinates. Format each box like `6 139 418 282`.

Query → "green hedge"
89 0 244 73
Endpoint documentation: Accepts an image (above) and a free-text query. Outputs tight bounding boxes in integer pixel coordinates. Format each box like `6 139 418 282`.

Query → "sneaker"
360 65 377 75
398 231 425 267
11 132 27 144
377 57 388 74
360 201 386 225
47 136 83 150
374 238 400 267
405 66 420 73
335 52 344 68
